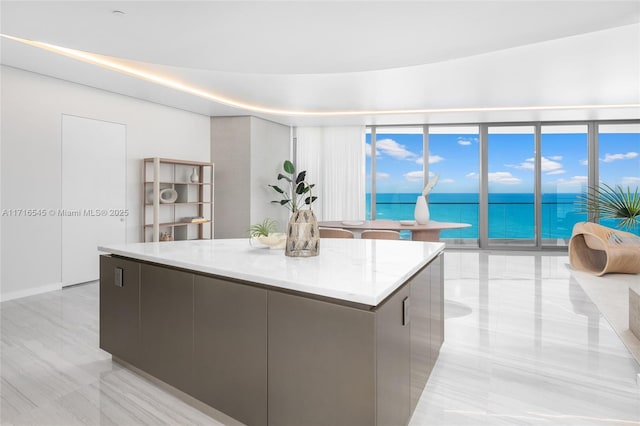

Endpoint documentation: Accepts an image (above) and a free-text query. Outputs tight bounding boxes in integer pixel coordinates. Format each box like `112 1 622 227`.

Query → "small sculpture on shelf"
190 167 199 183
159 232 173 241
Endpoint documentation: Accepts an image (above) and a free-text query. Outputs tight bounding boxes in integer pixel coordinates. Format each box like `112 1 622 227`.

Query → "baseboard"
0 282 62 302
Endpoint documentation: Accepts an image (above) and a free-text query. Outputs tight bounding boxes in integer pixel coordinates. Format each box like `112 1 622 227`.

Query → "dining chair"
319 228 355 239
361 230 401 240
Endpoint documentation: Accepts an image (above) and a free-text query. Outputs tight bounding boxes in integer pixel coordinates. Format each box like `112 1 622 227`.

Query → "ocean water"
365 193 638 240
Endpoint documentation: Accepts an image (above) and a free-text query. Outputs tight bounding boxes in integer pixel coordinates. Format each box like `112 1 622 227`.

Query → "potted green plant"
248 218 286 249
269 160 317 212
576 183 640 230
269 160 319 257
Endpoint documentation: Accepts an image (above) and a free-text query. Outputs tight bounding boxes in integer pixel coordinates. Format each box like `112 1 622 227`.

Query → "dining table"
318 219 471 242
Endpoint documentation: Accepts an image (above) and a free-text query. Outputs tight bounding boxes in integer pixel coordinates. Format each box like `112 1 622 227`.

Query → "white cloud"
404 170 424 182
376 172 390 179
508 156 564 175
546 169 566 175
376 138 418 160
489 172 522 184
601 152 639 163
457 137 477 146
579 159 588 166
439 178 455 184
556 176 588 186
548 155 563 161
365 143 379 157
621 177 640 185
429 155 444 164
416 154 444 165
465 172 521 184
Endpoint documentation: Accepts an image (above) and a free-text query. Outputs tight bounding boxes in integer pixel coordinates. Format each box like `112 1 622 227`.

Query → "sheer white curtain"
296 126 365 221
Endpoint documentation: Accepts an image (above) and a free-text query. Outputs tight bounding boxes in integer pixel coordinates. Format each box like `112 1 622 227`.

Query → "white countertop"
98 239 444 306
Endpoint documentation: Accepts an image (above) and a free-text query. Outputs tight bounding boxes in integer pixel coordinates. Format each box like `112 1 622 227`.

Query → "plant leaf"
283 160 295 174
295 182 305 194
296 170 306 184
305 196 318 205
269 185 284 194
277 173 291 183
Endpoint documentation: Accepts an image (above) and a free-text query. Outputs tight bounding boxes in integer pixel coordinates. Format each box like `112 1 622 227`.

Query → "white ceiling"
2 1 640 126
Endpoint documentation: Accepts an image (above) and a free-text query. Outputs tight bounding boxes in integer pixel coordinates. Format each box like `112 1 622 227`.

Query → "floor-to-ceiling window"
366 127 424 238
540 124 589 246
598 123 640 236
487 125 536 247
428 126 480 247
365 120 640 248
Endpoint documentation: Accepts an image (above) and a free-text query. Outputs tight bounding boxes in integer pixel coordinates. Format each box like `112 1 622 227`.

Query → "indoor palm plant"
269 160 319 257
576 183 640 230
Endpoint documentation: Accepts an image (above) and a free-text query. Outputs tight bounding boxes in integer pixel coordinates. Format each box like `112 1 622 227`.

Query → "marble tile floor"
1 251 639 425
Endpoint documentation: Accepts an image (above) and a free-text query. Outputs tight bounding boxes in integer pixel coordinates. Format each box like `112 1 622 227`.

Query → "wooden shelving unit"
143 157 214 242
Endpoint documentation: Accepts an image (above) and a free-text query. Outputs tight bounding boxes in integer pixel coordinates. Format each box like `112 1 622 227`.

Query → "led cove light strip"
3 33 639 117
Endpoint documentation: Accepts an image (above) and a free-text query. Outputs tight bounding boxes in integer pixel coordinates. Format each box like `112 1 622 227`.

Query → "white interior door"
62 115 126 286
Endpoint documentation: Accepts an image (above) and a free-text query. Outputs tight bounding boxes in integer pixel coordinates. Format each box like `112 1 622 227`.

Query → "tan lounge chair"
568 222 640 276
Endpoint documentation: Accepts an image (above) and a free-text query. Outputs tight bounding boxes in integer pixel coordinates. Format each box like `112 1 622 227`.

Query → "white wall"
0 66 210 301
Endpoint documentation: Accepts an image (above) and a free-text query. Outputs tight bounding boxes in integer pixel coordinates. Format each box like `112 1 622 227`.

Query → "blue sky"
366 131 639 194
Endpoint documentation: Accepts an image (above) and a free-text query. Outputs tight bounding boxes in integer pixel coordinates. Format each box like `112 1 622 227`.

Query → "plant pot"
285 210 320 257
414 195 430 224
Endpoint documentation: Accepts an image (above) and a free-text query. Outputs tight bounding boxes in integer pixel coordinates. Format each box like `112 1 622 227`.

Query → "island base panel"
268 291 376 426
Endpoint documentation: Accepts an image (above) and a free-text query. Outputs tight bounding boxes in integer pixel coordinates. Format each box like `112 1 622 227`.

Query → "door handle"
114 267 124 287
402 296 410 326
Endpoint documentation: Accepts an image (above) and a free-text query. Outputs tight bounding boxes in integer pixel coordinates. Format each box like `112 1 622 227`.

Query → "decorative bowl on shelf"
399 220 417 226
252 232 287 249
159 188 178 203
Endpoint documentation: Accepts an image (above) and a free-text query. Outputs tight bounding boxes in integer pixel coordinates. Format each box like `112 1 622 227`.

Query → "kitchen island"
99 238 445 426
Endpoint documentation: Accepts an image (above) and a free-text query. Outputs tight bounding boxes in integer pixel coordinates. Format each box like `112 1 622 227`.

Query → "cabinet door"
430 254 444 362
409 265 431 413
193 276 267 426
140 264 194 394
99 255 140 364
268 292 376 426
376 284 411 426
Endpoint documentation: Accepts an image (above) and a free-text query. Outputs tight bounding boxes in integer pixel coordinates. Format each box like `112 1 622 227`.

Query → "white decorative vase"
190 167 199 183
414 195 430 224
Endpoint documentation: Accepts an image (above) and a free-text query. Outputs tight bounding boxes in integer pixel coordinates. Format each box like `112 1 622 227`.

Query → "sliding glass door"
366 127 424 235
428 126 480 247
487 126 536 247
598 123 640 235
540 125 589 246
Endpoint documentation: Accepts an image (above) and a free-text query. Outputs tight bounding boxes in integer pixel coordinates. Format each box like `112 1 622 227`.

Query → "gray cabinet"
376 284 412 426
430 254 444 361
99 256 141 365
268 292 376 426
193 276 268 426
140 263 194 394
410 264 431 412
